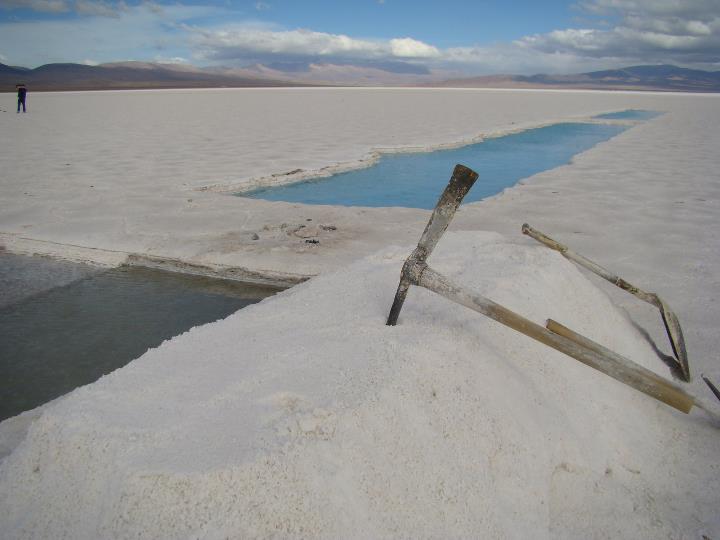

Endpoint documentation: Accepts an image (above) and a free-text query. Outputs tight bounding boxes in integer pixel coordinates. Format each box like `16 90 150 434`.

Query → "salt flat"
2 88 719 378
1 88 719 537
1 88 715 281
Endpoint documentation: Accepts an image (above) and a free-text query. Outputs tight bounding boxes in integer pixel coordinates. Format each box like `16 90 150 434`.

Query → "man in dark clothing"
16 84 27 113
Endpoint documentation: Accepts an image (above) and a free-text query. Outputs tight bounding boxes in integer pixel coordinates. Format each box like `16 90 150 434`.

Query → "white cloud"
1 0 718 75
390 37 440 58
442 42 621 75
0 3 216 66
197 28 374 57
347 0 715 76
188 0 720 75
578 0 720 20
506 0 720 69
153 55 189 64
191 26 441 62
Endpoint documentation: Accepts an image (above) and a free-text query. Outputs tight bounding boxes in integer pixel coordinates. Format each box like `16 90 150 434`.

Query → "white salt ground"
1 88 720 537
0 88 715 280
1 232 717 539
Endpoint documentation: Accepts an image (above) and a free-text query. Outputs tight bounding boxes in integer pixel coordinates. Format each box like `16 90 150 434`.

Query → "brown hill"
0 61 310 92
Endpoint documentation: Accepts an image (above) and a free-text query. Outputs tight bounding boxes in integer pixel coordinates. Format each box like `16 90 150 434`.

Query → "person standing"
16 84 27 113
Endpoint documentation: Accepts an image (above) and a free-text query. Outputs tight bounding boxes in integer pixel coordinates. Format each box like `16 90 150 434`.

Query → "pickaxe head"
386 164 479 326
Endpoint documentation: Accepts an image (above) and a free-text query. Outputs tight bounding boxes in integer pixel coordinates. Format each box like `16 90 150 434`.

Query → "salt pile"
1 231 717 538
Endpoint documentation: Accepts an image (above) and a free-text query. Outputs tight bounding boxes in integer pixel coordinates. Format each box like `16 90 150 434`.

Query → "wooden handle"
416 264 695 414
545 319 694 413
522 223 690 382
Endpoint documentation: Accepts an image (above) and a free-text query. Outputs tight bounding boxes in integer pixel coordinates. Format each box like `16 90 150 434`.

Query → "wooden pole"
416 264 698 414
522 223 690 382
545 319 695 412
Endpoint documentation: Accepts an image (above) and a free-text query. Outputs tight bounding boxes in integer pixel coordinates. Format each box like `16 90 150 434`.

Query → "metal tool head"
386 164 479 326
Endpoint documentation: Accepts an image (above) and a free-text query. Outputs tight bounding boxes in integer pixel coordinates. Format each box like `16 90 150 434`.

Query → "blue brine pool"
594 109 662 120
242 121 630 209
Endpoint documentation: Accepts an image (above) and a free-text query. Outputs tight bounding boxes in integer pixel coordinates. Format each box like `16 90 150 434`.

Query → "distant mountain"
0 63 31 76
0 61 311 91
430 65 720 92
0 60 447 90
3 62 719 92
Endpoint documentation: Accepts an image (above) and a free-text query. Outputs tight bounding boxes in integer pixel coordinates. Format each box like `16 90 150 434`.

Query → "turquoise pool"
242 121 630 209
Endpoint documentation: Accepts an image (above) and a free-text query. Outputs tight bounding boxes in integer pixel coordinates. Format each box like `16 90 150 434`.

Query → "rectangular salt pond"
242 121 629 209
0 253 279 421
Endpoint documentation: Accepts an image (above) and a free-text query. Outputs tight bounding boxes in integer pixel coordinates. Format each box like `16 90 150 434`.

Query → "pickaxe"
386 164 718 422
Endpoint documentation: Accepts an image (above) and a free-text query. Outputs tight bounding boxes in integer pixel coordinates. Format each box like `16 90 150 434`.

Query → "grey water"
242 121 629 209
0 252 278 421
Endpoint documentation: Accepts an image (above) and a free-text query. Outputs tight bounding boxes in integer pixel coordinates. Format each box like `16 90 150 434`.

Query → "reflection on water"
0 253 278 421
242 122 629 209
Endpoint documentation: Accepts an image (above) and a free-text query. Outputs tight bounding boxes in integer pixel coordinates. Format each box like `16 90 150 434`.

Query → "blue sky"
0 0 718 76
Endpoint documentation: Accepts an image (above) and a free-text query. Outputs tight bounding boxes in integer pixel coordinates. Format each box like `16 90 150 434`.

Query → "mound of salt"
0 231 715 538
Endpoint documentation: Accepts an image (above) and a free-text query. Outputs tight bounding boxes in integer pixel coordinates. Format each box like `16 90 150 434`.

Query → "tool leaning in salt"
521 223 690 382
386 163 720 423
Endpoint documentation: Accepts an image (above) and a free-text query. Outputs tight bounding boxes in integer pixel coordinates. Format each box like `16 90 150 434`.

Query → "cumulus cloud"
578 0 720 19
516 0 720 67
1 0 718 75
390 37 440 58
0 2 210 66
191 26 440 63
187 0 719 76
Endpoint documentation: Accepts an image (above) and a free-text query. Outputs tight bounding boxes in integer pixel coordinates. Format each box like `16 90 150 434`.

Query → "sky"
0 0 719 76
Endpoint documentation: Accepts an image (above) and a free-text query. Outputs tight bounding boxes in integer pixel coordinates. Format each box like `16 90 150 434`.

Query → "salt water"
0 253 278 421
243 121 632 209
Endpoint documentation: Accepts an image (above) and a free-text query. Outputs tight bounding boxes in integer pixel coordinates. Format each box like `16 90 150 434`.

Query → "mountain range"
430 65 720 92
2 62 719 92
0 62 302 91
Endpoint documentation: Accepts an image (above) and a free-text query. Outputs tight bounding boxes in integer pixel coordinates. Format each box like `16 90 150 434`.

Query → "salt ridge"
1 232 716 538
